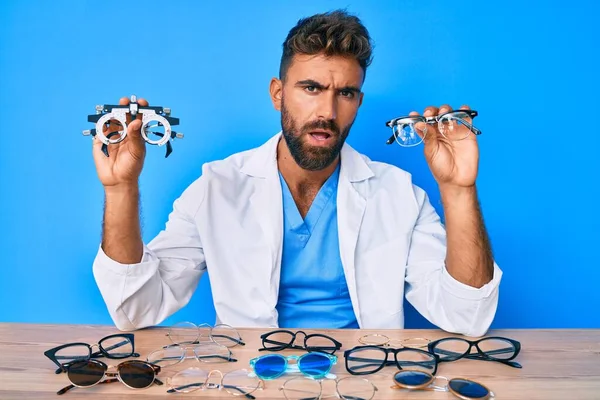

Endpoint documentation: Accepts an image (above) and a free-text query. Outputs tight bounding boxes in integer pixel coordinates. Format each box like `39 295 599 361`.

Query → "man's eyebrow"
296 79 325 88
295 79 361 93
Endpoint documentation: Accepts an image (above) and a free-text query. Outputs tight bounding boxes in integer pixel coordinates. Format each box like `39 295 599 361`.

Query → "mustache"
302 119 340 136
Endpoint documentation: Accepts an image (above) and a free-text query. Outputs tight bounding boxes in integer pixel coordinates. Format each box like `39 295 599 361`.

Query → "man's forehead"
287 53 364 86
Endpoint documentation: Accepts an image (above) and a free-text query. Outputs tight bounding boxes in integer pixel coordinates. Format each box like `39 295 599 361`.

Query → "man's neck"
276 137 339 194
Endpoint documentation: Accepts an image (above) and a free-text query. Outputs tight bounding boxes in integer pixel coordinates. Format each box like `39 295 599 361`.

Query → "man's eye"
305 86 317 92
340 90 354 98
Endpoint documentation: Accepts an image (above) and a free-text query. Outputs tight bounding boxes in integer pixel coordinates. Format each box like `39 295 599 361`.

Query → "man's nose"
316 92 337 121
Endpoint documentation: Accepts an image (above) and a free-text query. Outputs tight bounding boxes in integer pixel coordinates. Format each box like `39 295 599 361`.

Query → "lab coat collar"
240 132 375 182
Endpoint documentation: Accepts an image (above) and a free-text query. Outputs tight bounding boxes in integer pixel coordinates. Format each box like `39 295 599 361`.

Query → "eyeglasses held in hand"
344 345 438 375
56 359 162 395
428 336 522 368
392 370 495 400
385 109 481 147
44 333 140 374
166 321 245 348
147 342 237 367
358 333 430 349
259 329 342 355
250 352 337 380
166 368 264 399
280 376 378 400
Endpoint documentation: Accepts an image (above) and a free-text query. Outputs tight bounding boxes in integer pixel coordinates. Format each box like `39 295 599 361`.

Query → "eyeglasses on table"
44 333 140 374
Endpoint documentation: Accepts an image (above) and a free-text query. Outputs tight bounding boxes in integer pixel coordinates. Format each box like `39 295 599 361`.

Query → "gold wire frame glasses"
166 368 264 397
280 376 378 400
165 321 245 348
391 371 495 400
358 333 430 349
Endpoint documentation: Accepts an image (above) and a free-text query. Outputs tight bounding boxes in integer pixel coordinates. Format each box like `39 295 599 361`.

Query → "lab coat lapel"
337 144 374 328
242 134 284 313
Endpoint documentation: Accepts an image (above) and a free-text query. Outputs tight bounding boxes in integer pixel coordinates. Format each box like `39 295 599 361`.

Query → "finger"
409 111 420 117
438 104 452 115
136 98 149 122
128 119 143 138
460 104 470 110
423 106 439 117
92 135 108 162
118 96 130 106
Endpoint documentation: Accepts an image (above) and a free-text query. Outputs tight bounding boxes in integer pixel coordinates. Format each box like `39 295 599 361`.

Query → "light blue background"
1 1 598 329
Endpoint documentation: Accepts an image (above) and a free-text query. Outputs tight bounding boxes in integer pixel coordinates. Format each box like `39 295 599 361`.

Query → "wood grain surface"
1 323 599 399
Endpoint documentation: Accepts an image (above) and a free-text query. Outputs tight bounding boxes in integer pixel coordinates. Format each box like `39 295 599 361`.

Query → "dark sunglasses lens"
99 335 133 358
262 331 294 350
393 370 432 387
449 379 489 399
298 353 332 377
67 360 105 387
254 354 286 379
119 362 155 388
477 338 516 360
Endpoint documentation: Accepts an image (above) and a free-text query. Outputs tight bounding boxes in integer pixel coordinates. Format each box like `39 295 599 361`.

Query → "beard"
280 98 354 171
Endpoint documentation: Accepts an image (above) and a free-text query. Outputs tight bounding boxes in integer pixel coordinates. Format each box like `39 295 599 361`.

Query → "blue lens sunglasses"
249 352 337 380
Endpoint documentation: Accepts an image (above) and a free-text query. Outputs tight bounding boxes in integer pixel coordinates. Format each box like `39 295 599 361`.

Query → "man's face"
271 53 364 171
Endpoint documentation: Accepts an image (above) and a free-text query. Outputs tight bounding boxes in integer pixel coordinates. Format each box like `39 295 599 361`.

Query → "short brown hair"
279 9 374 81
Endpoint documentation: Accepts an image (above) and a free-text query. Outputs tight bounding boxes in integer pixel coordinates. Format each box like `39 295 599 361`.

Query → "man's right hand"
93 96 150 189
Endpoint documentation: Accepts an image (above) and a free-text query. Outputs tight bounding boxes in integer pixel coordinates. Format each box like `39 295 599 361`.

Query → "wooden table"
1 324 599 399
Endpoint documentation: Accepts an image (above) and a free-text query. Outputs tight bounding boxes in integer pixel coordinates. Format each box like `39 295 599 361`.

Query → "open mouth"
309 131 333 141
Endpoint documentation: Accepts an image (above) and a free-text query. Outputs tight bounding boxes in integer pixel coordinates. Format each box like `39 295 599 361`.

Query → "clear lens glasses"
166 322 245 348
147 342 236 367
166 368 263 397
344 345 437 375
385 109 481 147
427 336 522 368
280 376 377 400
259 329 342 354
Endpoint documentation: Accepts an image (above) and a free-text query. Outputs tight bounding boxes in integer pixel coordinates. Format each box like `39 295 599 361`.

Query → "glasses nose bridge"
293 331 308 347
204 369 224 388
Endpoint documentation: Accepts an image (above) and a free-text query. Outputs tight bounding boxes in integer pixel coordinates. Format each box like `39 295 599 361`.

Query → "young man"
93 10 501 336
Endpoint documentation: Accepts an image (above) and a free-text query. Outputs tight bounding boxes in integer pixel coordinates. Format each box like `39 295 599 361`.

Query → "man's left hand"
412 104 479 188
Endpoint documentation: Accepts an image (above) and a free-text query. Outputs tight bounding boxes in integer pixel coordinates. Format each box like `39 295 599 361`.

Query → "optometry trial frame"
82 94 183 158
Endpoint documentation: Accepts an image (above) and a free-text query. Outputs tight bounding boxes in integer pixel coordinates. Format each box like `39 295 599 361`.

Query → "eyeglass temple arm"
195 354 238 362
433 348 521 368
56 378 120 396
210 334 245 346
167 383 257 399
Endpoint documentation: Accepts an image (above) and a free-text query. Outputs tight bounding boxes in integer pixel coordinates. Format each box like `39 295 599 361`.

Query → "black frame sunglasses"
44 333 140 374
259 329 342 355
57 359 162 395
428 336 522 368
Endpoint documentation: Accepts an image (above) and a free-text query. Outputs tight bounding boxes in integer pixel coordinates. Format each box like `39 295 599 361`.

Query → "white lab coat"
93 133 502 336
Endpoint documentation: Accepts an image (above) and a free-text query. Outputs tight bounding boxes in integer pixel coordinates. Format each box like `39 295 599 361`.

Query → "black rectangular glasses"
428 336 522 368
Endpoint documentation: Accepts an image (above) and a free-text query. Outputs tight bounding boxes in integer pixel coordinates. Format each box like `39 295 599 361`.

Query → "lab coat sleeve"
93 179 207 331
404 185 502 337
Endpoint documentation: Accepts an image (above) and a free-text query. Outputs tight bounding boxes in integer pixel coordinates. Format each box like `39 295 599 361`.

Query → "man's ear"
269 77 283 111
358 92 364 108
